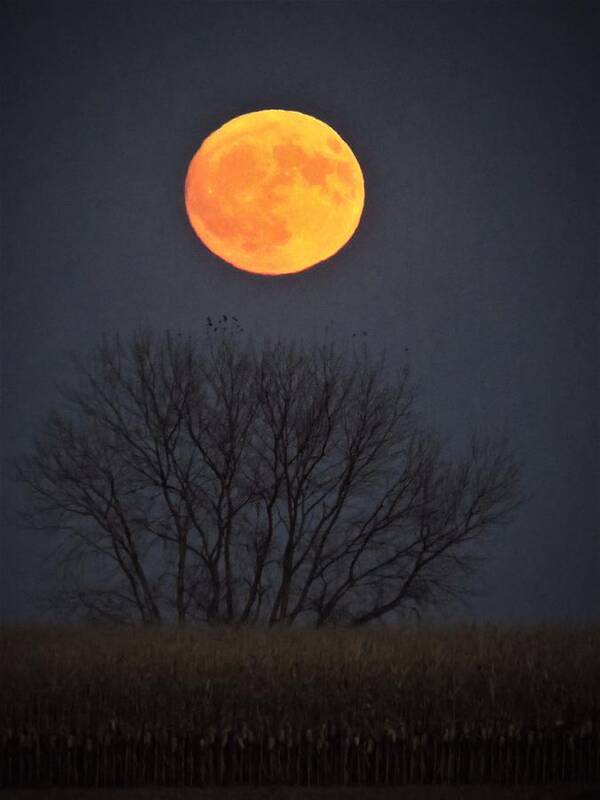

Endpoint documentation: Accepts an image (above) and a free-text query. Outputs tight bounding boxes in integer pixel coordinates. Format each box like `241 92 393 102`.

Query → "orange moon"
184 110 364 275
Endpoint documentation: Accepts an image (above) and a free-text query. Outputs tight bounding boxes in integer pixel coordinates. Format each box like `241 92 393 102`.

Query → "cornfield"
1 624 598 787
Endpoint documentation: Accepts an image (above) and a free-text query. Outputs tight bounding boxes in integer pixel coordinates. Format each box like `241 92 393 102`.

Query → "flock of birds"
206 314 244 333
203 316 409 352
169 317 409 354
205 315 371 337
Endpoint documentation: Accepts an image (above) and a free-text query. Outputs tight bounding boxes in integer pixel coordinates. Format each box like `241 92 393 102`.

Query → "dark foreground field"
3 786 600 799
1 626 599 790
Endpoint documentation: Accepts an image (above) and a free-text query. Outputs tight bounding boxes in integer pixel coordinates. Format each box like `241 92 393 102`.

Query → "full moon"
184 110 364 275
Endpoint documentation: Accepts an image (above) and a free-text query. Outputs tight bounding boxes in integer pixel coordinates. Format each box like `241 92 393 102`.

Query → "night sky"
2 0 598 623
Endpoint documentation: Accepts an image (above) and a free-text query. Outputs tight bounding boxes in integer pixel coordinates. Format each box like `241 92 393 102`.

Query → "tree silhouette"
17 328 521 626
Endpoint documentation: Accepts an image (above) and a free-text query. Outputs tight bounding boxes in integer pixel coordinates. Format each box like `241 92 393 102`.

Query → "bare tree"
17 327 521 626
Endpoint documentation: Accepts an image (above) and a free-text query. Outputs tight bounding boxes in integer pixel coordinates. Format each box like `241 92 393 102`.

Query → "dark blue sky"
1 0 598 622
